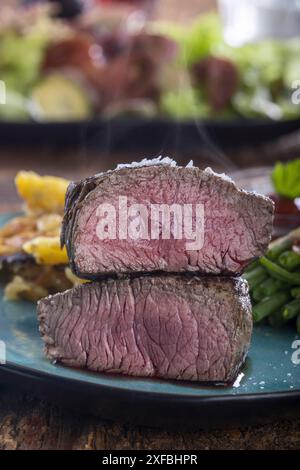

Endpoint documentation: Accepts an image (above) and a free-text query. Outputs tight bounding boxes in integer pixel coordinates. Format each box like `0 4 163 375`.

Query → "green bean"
282 299 300 321
291 287 300 299
244 259 260 273
260 257 300 285
252 278 286 301
252 291 291 323
243 266 267 289
278 250 300 271
267 238 293 261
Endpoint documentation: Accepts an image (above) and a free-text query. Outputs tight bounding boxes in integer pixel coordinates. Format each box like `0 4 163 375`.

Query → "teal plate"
0 212 299 429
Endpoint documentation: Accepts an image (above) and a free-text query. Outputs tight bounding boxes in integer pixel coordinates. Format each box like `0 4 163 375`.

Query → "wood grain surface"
0 385 299 450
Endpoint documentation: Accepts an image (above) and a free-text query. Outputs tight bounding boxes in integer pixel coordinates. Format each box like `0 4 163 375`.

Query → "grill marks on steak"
61 164 274 278
38 275 252 383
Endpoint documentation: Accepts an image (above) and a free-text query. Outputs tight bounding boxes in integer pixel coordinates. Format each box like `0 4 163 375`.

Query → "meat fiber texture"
61 158 274 279
37 275 252 384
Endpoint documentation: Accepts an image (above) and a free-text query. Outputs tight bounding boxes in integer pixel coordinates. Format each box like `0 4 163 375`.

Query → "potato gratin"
0 171 84 301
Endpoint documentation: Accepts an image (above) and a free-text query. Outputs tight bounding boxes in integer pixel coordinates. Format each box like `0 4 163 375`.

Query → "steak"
61 160 274 278
37 274 252 383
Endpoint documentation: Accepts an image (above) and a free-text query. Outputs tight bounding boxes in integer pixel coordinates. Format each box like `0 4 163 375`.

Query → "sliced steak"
37 275 252 383
61 161 274 278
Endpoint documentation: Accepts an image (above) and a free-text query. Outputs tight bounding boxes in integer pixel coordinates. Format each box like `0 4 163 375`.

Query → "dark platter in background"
0 117 299 152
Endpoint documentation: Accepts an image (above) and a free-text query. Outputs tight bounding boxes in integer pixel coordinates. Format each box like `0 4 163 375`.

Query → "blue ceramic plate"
0 212 299 428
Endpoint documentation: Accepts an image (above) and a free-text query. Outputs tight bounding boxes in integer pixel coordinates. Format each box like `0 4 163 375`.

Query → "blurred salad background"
0 0 300 123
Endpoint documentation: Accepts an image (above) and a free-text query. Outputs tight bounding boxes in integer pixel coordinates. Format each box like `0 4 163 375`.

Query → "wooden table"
1 147 300 450
0 384 299 450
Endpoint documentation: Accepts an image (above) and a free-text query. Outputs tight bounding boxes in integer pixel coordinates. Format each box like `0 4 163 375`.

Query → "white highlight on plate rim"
233 372 245 388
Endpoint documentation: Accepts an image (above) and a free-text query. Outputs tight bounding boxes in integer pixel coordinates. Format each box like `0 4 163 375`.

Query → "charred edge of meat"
70 264 250 282
39 273 250 301
61 176 99 256
61 169 122 263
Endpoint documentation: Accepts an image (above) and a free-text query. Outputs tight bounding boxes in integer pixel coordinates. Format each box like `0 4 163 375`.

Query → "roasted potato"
15 171 69 215
23 236 68 265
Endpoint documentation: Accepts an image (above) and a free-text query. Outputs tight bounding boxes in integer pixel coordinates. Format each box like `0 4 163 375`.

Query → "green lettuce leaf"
154 13 223 67
160 88 210 119
0 90 29 121
272 160 300 199
182 13 223 65
0 30 48 94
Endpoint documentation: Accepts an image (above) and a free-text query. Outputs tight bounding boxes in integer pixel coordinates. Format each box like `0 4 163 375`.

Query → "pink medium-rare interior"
72 169 271 274
39 277 252 382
